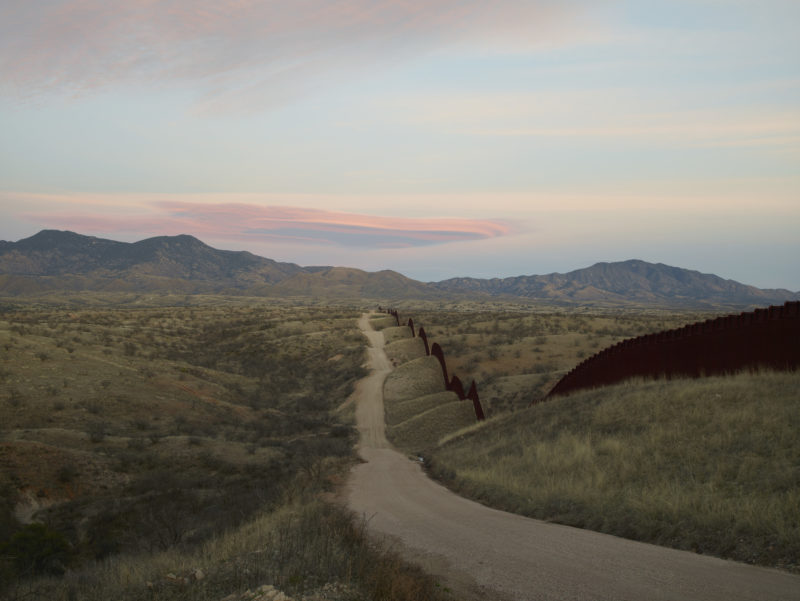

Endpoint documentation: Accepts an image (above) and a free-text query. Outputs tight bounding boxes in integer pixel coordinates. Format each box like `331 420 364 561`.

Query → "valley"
0 300 448 600
1 233 798 600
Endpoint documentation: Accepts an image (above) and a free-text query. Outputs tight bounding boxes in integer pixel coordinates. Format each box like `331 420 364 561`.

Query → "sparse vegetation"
425 371 800 572
6 296 794 597
378 308 799 573
0 300 451 600
398 308 713 414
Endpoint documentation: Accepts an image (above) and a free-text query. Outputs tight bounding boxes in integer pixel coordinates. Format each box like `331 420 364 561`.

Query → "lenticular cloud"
158 202 511 248
26 200 513 249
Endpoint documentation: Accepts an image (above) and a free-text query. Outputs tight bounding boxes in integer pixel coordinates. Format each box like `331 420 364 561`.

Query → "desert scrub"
0 302 382 597
5 490 452 601
402 308 708 413
427 371 800 571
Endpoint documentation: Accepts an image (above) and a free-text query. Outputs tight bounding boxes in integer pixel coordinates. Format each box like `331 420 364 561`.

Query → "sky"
0 1 798 289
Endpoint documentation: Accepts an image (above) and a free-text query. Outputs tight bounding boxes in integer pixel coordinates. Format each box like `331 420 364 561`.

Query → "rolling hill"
431 260 798 307
0 230 796 307
0 230 435 300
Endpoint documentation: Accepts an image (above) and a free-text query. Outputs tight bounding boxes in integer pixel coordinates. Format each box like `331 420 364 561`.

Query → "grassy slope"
384 338 426 367
390 400 475 454
403 309 712 414
376 314 482 455
383 357 445 404
0 302 452 601
385 392 458 427
426 371 800 571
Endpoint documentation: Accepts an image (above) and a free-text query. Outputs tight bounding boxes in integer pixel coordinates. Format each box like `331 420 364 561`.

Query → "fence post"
418 327 430 356
430 343 449 389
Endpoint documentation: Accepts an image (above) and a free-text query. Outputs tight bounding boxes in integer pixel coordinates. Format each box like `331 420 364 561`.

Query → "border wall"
544 301 800 399
378 307 485 421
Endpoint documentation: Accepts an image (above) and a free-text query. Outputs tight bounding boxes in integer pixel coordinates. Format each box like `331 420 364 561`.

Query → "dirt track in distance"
344 313 800 601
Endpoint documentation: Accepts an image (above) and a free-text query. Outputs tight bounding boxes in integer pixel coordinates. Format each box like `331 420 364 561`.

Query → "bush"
0 523 70 577
57 465 78 484
88 422 106 443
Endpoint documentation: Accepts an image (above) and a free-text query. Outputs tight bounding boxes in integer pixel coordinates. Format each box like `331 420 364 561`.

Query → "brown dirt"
344 313 800 601
1 440 127 521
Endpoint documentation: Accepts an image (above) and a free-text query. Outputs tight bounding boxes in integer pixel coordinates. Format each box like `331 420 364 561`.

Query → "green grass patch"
427 371 800 571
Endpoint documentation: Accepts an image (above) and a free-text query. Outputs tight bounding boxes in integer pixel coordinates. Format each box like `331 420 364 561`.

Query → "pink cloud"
0 1 572 110
23 201 513 248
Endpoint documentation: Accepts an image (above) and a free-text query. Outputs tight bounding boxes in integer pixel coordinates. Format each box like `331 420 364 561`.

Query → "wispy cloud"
21 201 512 248
471 112 800 148
391 88 800 151
0 1 577 111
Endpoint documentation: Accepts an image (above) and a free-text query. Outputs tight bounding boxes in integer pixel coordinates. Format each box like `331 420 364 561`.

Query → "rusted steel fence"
377 308 485 420
544 301 800 399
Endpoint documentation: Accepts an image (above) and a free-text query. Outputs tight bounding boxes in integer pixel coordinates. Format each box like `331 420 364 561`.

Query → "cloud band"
23 201 512 249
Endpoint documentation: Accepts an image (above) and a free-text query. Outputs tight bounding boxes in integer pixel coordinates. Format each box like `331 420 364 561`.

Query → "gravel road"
345 314 800 601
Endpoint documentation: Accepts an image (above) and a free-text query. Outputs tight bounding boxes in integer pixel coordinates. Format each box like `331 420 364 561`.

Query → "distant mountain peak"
136 233 207 246
432 259 798 308
0 232 796 306
19 229 104 244
0 230 306 290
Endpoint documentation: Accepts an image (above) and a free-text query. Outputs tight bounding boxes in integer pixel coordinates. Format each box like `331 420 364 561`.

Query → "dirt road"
345 314 800 601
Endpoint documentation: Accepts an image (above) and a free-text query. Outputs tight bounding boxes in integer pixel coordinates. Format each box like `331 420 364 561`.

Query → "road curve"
345 314 800 601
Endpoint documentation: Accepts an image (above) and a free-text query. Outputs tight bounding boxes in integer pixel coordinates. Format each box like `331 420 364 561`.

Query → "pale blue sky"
1 1 798 289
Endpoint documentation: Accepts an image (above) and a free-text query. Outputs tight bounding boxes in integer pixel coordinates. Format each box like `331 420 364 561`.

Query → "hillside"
432 259 798 307
425 372 800 572
0 304 451 600
0 230 304 292
1 230 796 307
270 267 442 299
0 230 429 299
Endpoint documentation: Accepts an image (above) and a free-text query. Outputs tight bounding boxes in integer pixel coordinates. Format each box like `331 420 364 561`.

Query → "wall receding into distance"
545 302 800 399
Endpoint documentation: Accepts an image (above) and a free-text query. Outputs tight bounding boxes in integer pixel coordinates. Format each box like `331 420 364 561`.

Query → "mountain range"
1 230 796 308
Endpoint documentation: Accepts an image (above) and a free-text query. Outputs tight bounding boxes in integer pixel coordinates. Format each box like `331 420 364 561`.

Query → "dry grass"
375 308 699 450
383 357 445 404
368 316 397 330
426 370 800 571
6 497 454 601
378 317 481 455
381 326 413 344
388 400 476 455
385 392 457 427
383 338 426 367
404 308 715 414
0 301 452 600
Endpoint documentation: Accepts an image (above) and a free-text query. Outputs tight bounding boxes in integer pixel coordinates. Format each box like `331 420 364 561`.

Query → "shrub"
0 523 70 577
57 465 78 484
88 422 106 443
7 389 23 408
